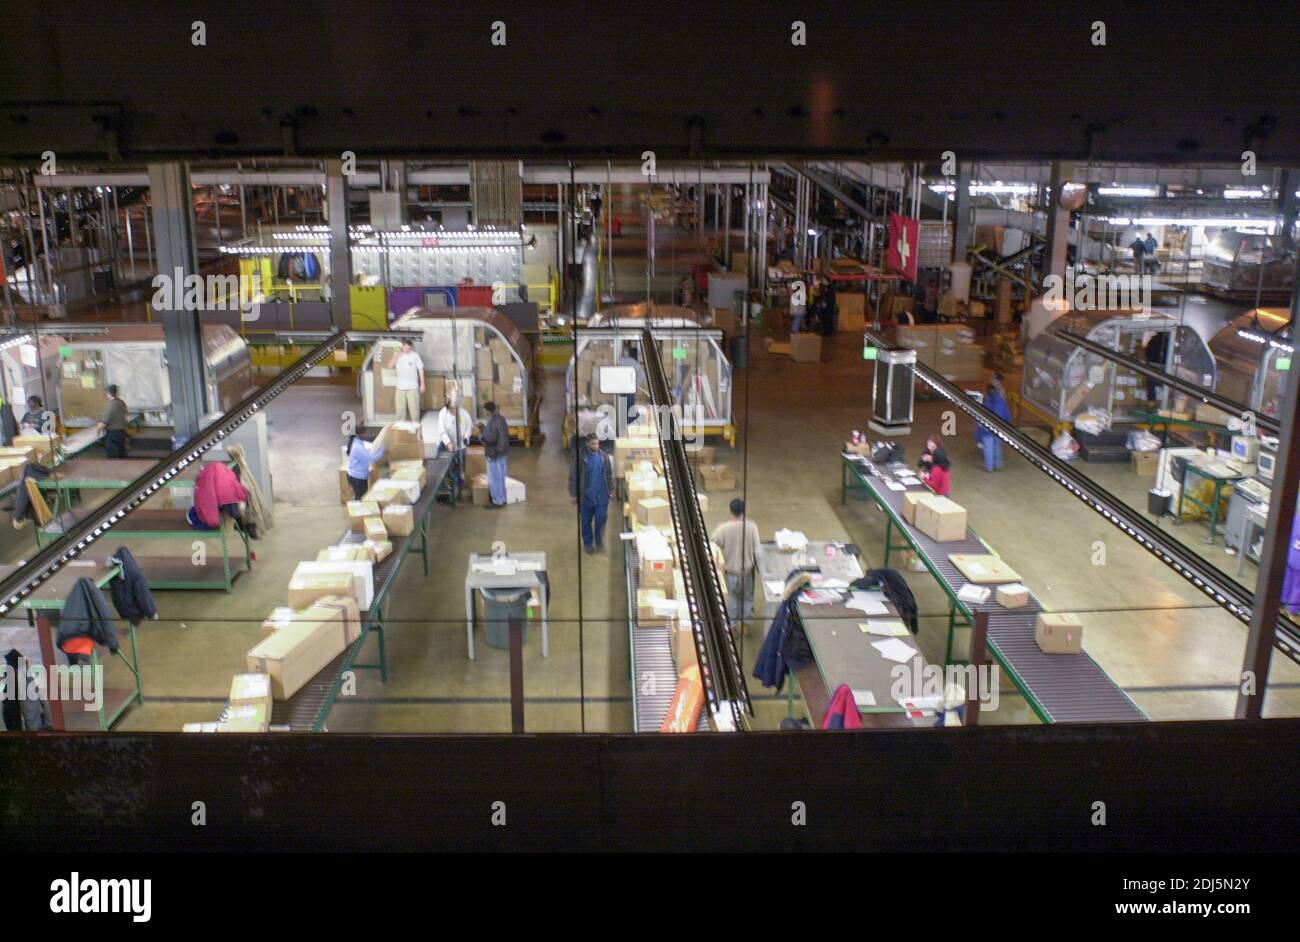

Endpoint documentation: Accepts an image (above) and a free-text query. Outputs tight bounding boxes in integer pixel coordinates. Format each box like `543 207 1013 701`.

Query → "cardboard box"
996 583 1030 608
374 477 420 504
288 560 375 610
1131 449 1159 476
346 500 382 532
637 588 671 623
229 672 274 717
471 473 491 507
844 440 873 458
286 571 356 610
388 464 428 490
711 307 738 337
364 539 393 563
465 446 487 479
220 702 270 733
903 491 935 525
672 623 698 673
317 545 373 564
247 611 356 700
789 333 822 363
636 496 671 527
382 503 415 536
363 516 389 542
363 481 404 508
915 496 967 542
640 550 674 590
386 421 424 461
698 464 736 491
505 477 526 504
626 471 668 499
13 433 60 466
1035 612 1084 655
949 553 1021 584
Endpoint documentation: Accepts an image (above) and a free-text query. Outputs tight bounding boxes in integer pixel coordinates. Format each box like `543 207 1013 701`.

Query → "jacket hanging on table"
853 569 919 634
108 546 157 624
193 462 249 529
822 684 863 730
752 590 814 693
57 578 119 655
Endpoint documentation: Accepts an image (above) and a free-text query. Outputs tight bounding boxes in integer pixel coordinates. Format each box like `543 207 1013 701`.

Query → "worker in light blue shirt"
345 430 385 500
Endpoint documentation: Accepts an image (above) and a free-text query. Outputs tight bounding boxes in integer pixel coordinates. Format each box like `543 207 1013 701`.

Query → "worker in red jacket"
918 434 952 497
188 461 249 530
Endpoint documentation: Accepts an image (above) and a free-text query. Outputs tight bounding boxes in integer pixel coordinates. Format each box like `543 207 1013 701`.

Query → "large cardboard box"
465 446 487 479
902 490 935 525
382 503 415 536
915 496 967 542
1035 612 1083 654
13 433 61 466
286 571 355 610
220 702 270 733
627 471 668 499
698 464 736 491
386 421 424 461
1131 449 1158 476
346 500 382 532
471 473 491 507
373 477 420 504
388 463 428 490
229 672 274 717
259 596 361 644
636 496 671 528
247 611 356 700
789 333 822 363
949 553 1020 584
317 545 373 564
288 560 375 610
671 623 698 673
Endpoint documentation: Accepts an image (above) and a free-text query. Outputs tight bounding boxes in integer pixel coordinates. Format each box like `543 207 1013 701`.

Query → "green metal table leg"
377 608 388 682
883 517 893 567
946 605 957 665
841 459 847 505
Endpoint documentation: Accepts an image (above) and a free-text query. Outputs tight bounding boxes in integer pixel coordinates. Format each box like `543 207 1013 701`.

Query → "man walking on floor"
570 433 614 553
479 401 510 509
711 499 761 632
95 384 129 459
388 338 425 422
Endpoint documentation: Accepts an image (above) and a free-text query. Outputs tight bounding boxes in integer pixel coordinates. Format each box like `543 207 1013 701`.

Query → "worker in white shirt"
387 338 425 421
436 397 474 499
710 498 761 633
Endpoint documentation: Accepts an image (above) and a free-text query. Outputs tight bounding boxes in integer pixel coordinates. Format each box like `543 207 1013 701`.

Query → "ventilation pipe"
577 228 599 318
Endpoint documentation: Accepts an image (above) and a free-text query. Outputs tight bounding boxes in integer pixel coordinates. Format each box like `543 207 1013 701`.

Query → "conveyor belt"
270 455 453 731
625 519 708 733
848 457 1146 724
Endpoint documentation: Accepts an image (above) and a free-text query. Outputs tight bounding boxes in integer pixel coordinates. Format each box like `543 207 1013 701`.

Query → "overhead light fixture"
1225 188 1268 199
1106 215 1277 231
1098 185 1159 197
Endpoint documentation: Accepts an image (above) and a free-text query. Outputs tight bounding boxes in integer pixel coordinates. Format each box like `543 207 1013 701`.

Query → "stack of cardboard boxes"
573 343 617 409
897 324 986 382
836 293 870 332
477 337 525 423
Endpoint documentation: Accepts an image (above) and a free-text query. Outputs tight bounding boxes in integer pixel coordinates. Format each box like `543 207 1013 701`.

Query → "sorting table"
464 551 548 660
841 452 1146 725
1176 456 1244 542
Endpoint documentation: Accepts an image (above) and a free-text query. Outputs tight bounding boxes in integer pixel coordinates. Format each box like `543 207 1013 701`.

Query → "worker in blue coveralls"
570 432 615 553
975 374 1014 472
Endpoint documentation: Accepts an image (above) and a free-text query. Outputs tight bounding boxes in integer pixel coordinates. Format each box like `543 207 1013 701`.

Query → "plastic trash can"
479 586 531 649
730 334 749 369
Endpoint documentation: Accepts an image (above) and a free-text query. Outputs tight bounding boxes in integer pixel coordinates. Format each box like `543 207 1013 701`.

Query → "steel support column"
148 161 207 441
1276 169 1298 252
1043 161 1072 283
324 158 353 330
1236 275 1300 719
952 161 972 263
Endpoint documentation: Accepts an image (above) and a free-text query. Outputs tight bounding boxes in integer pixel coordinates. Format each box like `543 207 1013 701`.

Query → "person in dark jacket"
2 648 54 731
10 461 51 529
57 577 119 664
569 433 614 553
478 402 511 509
108 546 158 625
753 574 815 692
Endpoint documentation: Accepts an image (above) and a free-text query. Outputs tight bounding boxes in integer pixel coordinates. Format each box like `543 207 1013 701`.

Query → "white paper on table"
957 583 991 604
811 574 849 589
871 637 917 663
763 579 786 595
885 481 906 491
774 528 809 551
862 619 910 637
19 344 37 368
845 591 888 615
619 531 636 541
852 689 877 708
898 693 944 714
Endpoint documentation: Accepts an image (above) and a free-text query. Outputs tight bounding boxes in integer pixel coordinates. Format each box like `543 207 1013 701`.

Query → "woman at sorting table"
918 433 951 496
344 428 386 501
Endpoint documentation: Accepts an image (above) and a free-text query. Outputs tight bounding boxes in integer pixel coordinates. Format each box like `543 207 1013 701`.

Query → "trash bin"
479 586 531 649
1148 488 1171 518
730 334 749 369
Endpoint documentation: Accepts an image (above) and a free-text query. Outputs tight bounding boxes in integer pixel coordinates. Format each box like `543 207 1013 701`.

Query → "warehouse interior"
2 3 1298 860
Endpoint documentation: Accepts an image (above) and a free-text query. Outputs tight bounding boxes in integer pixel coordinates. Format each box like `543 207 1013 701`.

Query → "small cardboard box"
790 333 822 363
636 588 669 623
903 491 934 524
1131 449 1158 476
915 496 967 542
626 471 668 499
363 516 389 542
364 539 393 563
465 446 487 479
12 433 61 465
471 473 491 507
346 500 381 532
317 545 373 564
636 496 671 528
505 477 526 504
698 464 736 491
220 702 270 733
229 672 274 717
387 421 424 461
640 546 675 590
389 464 428 489
288 561 374 609
374 477 420 504
672 623 698 672
1035 612 1083 654
247 612 355 700
996 582 1030 608
382 503 415 536
844 440 873 457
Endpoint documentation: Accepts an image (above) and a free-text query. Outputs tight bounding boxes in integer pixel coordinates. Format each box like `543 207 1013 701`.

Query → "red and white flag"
886 212 920 282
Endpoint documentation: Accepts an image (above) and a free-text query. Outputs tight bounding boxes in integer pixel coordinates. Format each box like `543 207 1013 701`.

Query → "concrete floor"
82 324 1298 734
